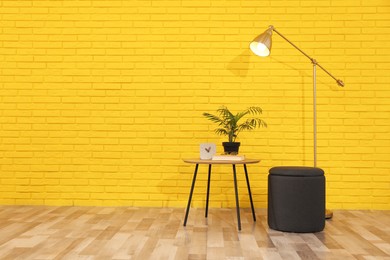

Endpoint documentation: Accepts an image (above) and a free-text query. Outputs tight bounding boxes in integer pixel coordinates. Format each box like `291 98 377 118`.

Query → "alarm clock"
200 143 216 160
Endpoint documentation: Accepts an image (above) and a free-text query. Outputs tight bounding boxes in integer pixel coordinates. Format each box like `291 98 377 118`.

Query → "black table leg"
184 164 199 226
244 164 256 222
232 164 241 231
205 164 212 218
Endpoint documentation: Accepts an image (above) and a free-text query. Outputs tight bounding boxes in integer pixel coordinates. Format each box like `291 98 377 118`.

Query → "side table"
182 158 260 231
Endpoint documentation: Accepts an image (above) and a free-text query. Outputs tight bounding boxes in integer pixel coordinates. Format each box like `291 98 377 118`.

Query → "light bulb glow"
250 42 270 57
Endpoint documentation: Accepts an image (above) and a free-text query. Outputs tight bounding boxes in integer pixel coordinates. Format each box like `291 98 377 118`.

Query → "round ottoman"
268 166 325 233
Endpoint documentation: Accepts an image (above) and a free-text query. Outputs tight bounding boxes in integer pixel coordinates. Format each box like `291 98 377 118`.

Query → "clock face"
200 143 216 160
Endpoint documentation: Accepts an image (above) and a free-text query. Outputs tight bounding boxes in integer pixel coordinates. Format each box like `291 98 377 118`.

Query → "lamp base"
325 209 333 219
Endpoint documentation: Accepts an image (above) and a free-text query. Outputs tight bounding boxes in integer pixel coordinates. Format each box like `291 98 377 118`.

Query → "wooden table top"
183 158 260 165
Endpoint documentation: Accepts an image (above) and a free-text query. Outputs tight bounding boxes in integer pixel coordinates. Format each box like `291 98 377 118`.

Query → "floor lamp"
250 25 344 219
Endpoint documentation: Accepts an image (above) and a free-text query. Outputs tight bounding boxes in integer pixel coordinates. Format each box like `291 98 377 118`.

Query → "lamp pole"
313 60 317 167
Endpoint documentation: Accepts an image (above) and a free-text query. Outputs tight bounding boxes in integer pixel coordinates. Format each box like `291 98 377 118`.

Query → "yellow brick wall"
0 0 389 210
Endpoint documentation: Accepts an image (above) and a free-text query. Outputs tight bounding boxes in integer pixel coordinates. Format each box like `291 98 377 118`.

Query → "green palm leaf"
203 106 267 142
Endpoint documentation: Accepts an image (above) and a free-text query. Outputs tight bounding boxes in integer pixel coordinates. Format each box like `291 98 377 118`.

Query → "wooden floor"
0 206 389 260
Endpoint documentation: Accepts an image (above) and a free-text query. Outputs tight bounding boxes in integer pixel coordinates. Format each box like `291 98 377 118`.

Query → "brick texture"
0 0 389 210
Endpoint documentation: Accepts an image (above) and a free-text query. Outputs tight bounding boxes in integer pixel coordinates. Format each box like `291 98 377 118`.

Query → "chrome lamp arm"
271 26 344 87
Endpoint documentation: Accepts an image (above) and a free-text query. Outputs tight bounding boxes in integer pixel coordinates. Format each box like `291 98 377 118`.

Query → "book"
212 155 245 161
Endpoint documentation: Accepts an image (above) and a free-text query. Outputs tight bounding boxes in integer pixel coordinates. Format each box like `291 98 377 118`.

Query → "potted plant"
203 106 267 155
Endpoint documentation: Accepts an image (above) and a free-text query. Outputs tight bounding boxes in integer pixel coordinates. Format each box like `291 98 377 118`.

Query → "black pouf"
268 166 325 233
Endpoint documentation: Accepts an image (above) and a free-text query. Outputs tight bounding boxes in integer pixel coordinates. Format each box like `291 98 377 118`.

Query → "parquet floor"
0 206 389 259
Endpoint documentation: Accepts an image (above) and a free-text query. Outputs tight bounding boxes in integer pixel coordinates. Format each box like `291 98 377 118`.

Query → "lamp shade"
249 27 273 57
